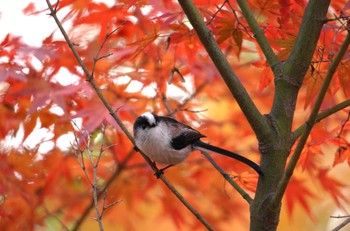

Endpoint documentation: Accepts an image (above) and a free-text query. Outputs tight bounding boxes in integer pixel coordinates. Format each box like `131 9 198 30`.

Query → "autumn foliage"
1 0 350 230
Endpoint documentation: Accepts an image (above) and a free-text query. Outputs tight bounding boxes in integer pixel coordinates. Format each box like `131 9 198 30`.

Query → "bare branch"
71 123 109 230
206 0 227 25
292 99 350 142
201 150 253 203
337 109 350 138
331 215 350 219
331 217 350 231
91 22 126 78
100 191 123 217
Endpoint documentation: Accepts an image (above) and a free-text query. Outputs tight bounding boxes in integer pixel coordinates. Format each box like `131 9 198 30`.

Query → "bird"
133 112 263 177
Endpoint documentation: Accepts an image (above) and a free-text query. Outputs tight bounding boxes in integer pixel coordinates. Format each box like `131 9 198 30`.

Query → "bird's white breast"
135 122 191 165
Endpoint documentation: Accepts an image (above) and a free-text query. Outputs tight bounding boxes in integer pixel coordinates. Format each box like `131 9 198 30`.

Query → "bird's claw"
153 165 172 178
154 169 164 178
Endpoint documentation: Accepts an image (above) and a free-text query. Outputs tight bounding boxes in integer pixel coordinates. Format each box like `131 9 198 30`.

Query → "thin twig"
100 191 123 218
91 23 126 78
336 109 350 138
201 151 253 203
331 215 350 219
72 122 108 231
331 217 350 231
292 99 350 142
43 206 69 231
226 0 254 38
206 0 227 25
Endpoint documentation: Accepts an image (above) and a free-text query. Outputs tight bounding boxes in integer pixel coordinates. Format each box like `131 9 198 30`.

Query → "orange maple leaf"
303 66 326 109
233 171 258 193
284 177 317 218
337 62 350 97
330 136 350 166
318 169 349 208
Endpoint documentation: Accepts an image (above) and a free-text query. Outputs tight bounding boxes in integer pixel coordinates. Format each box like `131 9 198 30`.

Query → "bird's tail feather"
193 141 263 176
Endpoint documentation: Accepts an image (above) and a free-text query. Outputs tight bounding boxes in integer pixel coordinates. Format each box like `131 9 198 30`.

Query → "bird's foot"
154 164 173 178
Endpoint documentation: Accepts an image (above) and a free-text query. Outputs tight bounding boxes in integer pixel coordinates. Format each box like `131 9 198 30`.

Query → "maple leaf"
317 169 349 208
268 35 296 61
0 63 27 82
337 62 350 97
152 11 184 29
250 0 285 18
333 145 350 166
211 9 243 56
330 136 350 166
298 144 323 172
22 3 36 15
284 177 317 218
258 64 273 92
3 1 350 230
233 171 258 192
303 66 326 109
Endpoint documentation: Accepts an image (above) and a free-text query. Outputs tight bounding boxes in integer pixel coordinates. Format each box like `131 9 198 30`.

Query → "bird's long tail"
193 141 263 176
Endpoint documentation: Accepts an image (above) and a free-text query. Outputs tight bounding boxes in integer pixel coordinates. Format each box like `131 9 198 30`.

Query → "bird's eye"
142 125 147 130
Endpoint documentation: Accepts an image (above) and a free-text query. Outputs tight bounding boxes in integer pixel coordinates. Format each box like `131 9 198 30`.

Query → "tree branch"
331 217 350 231
45 1 214 230
201 151 253 203
292 99 350 142
283 0 331 87
177 0 271 143
236 0 279 70
272 31 350 209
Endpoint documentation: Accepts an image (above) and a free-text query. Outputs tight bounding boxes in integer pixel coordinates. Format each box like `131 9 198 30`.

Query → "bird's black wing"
171 130 205 150
157 115 205 150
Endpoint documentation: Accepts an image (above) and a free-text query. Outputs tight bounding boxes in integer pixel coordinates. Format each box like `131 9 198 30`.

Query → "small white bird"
133 112 262 176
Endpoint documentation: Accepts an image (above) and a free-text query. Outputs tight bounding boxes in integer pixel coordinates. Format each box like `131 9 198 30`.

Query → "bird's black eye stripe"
134 115 157 133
